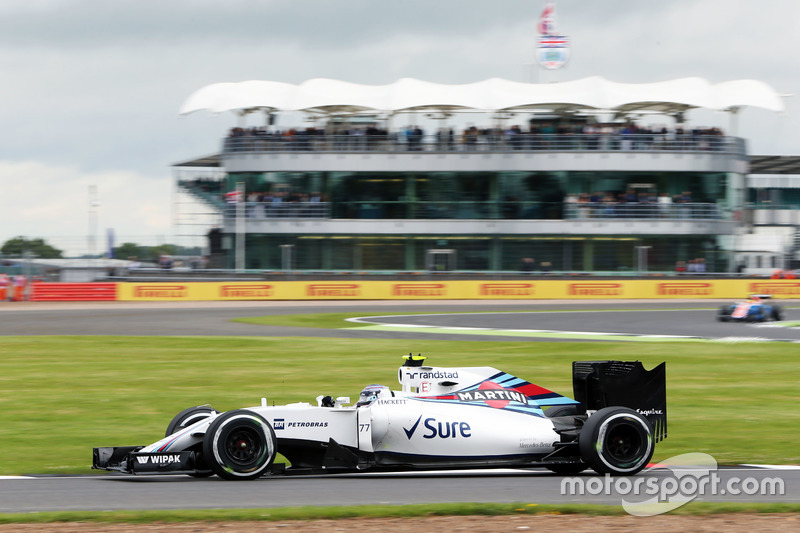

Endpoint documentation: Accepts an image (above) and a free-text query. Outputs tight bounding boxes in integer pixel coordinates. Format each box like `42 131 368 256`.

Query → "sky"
0 0 797 256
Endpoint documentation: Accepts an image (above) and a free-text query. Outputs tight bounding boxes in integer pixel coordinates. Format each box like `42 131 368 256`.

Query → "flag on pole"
537 1 556 35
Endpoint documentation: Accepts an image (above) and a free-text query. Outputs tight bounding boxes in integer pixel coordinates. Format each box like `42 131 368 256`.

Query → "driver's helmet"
356 384 392 407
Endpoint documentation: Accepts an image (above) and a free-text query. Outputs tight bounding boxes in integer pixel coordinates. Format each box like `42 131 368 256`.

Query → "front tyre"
202 410 276 480
578 407 654 476
165 405 218 437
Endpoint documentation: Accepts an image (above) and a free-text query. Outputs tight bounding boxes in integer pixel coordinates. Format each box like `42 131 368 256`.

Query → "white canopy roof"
179 76 784 117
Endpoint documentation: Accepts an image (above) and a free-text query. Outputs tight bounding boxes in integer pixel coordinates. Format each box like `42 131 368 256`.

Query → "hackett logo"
133 285 187 298
392 283 446 297
749 282 800 296
307 283 360 297
568 283 622 296
220 284 273 298
480 283 534 296
657 282 712 296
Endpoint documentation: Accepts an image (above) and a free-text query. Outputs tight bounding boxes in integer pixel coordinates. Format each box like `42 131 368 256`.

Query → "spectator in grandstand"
694 258 706 273
658 192 672 217
520 257 537 273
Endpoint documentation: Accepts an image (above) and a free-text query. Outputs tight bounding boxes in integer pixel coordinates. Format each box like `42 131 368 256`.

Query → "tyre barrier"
29 282 118 302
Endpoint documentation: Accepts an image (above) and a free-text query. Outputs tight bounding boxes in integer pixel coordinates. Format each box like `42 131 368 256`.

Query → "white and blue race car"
717 295 783 322
93 355 667 480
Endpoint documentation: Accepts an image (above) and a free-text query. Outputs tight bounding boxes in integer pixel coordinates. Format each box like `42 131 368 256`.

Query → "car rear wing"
572 360 667 442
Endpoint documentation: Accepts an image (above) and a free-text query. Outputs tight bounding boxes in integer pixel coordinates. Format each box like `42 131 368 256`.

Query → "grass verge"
1 335 798 476
1 502 799 524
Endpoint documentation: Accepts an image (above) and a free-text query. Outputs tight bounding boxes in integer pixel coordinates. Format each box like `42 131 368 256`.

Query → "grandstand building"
173 77 788 273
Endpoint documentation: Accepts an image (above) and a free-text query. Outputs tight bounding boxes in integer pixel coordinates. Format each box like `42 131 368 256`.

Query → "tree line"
1 237 201 263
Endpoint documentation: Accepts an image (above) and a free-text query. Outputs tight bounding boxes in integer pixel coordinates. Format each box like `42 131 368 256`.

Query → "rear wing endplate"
572 360 667 442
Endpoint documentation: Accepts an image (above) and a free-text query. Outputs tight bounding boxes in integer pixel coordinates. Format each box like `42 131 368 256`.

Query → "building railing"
223 200 726 221
225 202 332 219
563 202 723 220
222 132 745 155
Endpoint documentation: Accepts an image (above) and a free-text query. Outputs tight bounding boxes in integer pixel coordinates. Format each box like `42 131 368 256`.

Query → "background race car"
717 295 783 322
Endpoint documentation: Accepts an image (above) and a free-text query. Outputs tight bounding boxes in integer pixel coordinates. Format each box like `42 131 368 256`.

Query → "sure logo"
403 415 472 439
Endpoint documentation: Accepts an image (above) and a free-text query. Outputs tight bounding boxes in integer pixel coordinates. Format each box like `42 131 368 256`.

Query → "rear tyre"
203 410 276 480
772 306 783 321
578 407 654 476
165 405 218 437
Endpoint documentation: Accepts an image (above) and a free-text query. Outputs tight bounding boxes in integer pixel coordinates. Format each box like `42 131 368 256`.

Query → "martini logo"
568 283 622 297
220 284 273 298
480 283 534 296
307 284 360 297
392 284 446 297
657 282 712 296
133 285 187 298
749 282 800 296
457 381 527 409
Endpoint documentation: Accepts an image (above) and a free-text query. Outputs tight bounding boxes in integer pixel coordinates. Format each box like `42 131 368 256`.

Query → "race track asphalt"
1 299 798 342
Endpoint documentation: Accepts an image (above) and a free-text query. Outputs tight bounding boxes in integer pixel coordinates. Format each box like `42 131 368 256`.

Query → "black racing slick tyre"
202 410 276 480
578 407 654 476
165 405 219 437
772 306 783 321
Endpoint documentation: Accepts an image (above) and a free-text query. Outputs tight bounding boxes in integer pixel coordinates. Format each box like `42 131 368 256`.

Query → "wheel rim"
224 427 264 466
604 423 642 464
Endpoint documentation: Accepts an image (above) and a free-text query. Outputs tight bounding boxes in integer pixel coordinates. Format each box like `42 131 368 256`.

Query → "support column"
582 240 594 272
405 237 415 270
490 237 502 270
405 174 416 219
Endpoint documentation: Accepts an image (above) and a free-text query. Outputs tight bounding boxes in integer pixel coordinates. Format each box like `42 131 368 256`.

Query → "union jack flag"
537 1 556 35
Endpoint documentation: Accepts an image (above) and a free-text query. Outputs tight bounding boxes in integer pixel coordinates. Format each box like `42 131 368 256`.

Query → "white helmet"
356 384 392 406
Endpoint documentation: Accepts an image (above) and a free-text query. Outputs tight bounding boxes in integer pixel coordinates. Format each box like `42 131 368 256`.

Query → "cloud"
0 0 797 250
0 160 176 255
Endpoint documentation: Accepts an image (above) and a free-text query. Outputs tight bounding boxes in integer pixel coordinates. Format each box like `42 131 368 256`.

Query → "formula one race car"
93 355 667 480
717 295 783 322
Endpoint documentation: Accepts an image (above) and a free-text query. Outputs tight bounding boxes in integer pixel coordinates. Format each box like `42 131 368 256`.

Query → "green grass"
233 311 429 328
1 502 799 524
0 335 798 477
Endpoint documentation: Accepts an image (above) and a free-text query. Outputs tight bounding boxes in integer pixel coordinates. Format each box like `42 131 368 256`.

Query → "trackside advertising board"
114 280 800 301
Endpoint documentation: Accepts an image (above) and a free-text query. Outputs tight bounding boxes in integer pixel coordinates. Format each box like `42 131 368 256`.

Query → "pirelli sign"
219 284 273 298
567 283 623 297
392 283 447 298
749 282 800 297
132 285 188 299
115 279 774 301
657 282 713 297
479 283 534 297
306 284 361 298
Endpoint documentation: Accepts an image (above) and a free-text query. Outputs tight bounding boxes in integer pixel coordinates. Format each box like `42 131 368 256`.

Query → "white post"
235 182 245 270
